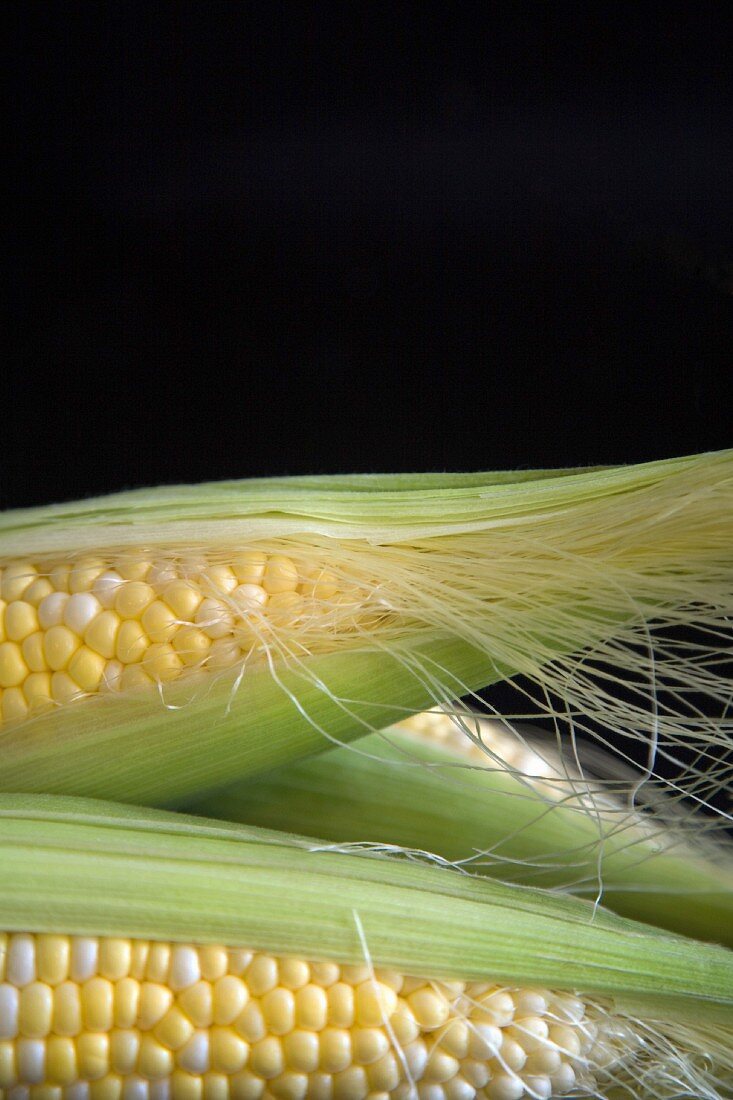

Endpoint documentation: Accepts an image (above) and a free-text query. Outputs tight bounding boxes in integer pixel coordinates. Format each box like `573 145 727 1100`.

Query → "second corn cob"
1 795 733 1099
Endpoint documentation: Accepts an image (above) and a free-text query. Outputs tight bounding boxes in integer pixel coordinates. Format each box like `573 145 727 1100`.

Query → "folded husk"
187 721 733 947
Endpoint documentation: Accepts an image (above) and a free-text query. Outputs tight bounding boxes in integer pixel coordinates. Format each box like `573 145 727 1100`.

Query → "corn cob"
0 453 731 811
1 795 732 1099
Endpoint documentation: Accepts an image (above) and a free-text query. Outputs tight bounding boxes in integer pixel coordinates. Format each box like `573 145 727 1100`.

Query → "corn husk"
188 717 733 946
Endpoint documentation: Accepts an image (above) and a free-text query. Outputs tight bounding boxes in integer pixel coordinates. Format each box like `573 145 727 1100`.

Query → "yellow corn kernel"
294 986 328 1032
282 1031 319 1074
23 578 55 606
19 982 53 1038
77 1032 110 1079
408 988 450 1030
212 977 248 1026
143 642 184 683
48 565 70 594
0 642 28 688
22 631 47 673
2 562 37 601
250 1035 283 1079
43 626 80 672
163 581 203 621
138 1033 175 1077
98 939 131 983
173 626 212 666
115 558 152 582
200 948 229 984
50 672 84 705
2 686 29 722
109 1029 139 1074
51 983 82 1036
326 985 354 1028
332 1064 367 1100
172 1069 204 1100
82 978 114 1032
267 591 304 626
319 1029 352 1074
0 1040 15 1087
195 599 234 640
36 937 70 987
204 566 238 596
45 1036 77 1085
231 552 267 585
233 1002 265 1043
68 647 106 693
116 622 149 665
230 1070 264 1100
119 665 154 692
5 600 40 642
262 988 295 1036
130 942 150 981
154 1007 195 1051
206 639 242 670
300 570 339 601
178 984 213 1029
23 672 53 713
142 600 178 644
262 556 299 595
84 610 122 660
145 944 171 984
138 982 174 1030
68 559 106 594
90 1073 123 1100
204 1070 233 1100
113 979 140 1029
115 582 155 620
352 1028 389 1065
210 1028 248 1074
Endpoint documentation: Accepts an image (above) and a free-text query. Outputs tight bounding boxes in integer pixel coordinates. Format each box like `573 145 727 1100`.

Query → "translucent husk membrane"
1 795 732 1099
187 709 733 947
0 451 731 816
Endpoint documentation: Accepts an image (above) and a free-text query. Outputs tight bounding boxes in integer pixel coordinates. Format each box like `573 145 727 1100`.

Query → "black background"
4 1 731 510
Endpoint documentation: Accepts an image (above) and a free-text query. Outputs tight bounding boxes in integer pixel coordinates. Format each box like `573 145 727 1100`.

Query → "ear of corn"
1 794 733 1099
0 451 731 813
186 710 733 947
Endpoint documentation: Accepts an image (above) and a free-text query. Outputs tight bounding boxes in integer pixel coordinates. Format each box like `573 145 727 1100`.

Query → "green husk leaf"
188 724 733 946
1 793 732 1030
0 637 498 803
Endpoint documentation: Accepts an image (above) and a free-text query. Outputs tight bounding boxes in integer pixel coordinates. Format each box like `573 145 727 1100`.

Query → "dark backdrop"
4 1 731 510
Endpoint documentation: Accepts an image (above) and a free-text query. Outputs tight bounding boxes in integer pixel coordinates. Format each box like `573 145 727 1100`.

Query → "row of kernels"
0 946 326 996
0 1040 408 1095
0 1084 493 1100
1 556 342 609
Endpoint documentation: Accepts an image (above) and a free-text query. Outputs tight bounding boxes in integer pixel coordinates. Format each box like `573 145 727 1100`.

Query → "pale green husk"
1 450 731 810
1 793 732 1032
187 724 733 947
